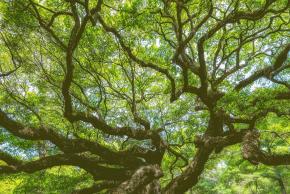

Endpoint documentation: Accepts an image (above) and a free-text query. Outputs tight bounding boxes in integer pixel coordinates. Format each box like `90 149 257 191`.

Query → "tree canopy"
0 0 289 193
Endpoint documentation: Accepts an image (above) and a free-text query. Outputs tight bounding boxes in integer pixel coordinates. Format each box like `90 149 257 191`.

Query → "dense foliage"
0 0 289 193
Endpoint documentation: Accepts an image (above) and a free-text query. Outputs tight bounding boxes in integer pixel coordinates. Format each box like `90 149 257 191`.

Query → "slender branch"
95 11 177 102
235 44 290 90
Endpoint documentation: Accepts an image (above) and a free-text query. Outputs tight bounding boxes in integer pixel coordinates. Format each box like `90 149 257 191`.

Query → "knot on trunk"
111 164 163 194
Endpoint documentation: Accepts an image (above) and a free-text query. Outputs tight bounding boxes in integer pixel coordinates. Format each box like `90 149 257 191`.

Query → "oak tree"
0 0 289 193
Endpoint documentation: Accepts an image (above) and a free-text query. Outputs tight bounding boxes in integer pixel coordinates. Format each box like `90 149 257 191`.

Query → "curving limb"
242 130 290 166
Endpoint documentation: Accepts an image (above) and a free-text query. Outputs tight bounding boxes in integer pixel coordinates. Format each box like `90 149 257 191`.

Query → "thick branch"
0 152 132 180
242 131 290 166
0 110 145 167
